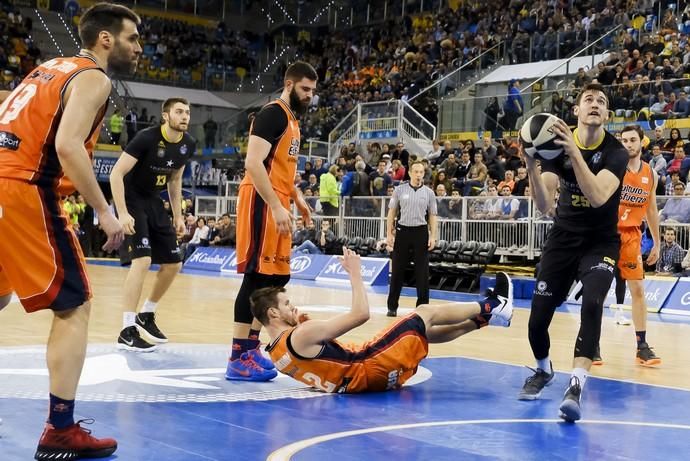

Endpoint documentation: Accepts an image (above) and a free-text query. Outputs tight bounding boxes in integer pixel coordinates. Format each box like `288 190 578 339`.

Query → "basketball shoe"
246 348 275 370
225 352 277 381
135 312 168 343
592 345 603 366
117 326 157 352
636 342 661 367
485 272 514 327
518 362 555 400
559 376 583 422
34 419 117 460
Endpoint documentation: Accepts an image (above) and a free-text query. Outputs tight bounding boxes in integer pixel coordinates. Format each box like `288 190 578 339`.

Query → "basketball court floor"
2 262 690 460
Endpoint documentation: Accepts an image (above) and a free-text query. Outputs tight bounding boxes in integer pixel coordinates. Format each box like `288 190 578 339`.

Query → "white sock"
571 367 588 388
123 311 136 329
140 299 158 313
537 357 551 373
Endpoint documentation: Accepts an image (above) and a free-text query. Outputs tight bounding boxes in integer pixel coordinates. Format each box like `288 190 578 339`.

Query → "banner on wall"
288 254 330 280
92 157 118 182
439 119 690 143
315 256 389 286
183 247 235 272
566 276 677 313
359 130 399 140
661 277 690 315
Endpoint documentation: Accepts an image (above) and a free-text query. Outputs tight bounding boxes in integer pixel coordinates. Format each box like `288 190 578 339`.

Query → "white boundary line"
267 419 690 460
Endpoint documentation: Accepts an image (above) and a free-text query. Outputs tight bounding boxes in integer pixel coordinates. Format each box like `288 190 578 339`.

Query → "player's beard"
108 39 137 75
289 87 310 116
169 119 189 132
283 312 298 327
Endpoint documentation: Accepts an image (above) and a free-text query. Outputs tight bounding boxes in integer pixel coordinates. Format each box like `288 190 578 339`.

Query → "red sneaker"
34 419 117 460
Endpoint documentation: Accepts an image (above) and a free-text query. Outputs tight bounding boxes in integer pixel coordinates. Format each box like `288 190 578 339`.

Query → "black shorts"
534 225 620 307
119 195 181 265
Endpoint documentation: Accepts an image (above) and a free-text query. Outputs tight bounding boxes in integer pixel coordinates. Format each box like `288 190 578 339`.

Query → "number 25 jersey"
0 55 107 195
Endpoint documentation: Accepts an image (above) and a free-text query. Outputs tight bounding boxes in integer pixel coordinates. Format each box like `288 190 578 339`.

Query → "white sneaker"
612 304 631 325
488 272 513 327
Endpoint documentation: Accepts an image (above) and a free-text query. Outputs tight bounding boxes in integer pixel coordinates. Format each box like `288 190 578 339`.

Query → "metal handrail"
327 105 359 143
521 24 623 94
401 100 436 140
408 41 505 104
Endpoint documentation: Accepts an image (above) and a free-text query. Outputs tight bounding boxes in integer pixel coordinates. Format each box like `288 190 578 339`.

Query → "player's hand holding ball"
519 113 568 161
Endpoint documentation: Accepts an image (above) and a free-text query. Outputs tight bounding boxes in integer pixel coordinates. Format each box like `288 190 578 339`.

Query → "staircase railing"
328 100 436 161
408 41 507 104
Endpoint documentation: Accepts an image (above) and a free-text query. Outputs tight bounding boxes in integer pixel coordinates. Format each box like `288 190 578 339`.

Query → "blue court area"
1 344 689 460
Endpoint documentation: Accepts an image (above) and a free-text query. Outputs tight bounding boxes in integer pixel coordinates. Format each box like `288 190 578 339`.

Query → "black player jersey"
541 129 627 234
123 126 196 198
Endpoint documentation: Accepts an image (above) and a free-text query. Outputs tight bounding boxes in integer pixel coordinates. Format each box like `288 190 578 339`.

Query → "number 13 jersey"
0 54 107 195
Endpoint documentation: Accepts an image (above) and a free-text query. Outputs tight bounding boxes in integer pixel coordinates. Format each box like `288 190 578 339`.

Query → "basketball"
519 113 565 160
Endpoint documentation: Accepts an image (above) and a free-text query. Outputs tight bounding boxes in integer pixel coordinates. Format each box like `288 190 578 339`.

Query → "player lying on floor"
251 248 513 393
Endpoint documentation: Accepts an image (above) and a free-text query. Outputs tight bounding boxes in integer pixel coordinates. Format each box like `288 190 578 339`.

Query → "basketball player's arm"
0 90 10 103
427 194 437 250
168 166 186 236
552 120 622 207
245 135 294 235
523 146 559 215
291 186 312 226
109 152 139 235
291 249 369 352
55 71 124 251
386 200 399 248
646 170 661 265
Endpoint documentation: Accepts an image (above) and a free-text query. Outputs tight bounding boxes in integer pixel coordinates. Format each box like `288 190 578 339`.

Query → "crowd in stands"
0 5 42 91
131 14 264 89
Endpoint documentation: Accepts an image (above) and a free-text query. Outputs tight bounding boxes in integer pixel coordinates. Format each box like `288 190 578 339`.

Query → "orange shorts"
357 313 429 392
235 184 292 275
0 179 91 312
618 227 644 281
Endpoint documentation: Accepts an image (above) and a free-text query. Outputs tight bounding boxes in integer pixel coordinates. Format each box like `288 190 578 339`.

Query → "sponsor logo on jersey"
288 138 300 157
180 144 188 155
534 280 552 297
591 152 602 164
157 141 166 157
0 131 21 151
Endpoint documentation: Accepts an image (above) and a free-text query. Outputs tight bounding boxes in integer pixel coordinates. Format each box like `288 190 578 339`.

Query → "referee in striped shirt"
386 160 438 317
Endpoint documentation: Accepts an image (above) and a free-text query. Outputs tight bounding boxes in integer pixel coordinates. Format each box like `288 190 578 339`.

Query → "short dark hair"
575 83 608 106
162 98 189 113
250 287 285 326
79 3 140 48
620 125 644 140
285 61 318 82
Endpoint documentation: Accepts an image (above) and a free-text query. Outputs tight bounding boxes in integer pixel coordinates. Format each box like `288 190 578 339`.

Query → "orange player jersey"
618 161 654 229
266 320 428 393
0 54 107 195
240 99 300 197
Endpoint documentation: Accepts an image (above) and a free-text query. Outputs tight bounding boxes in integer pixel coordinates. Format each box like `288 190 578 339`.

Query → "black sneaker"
117 326 157 352
636 342 661 367
136 312 168 343
559 376 583 422
386 309 397 317
518 363 555 400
